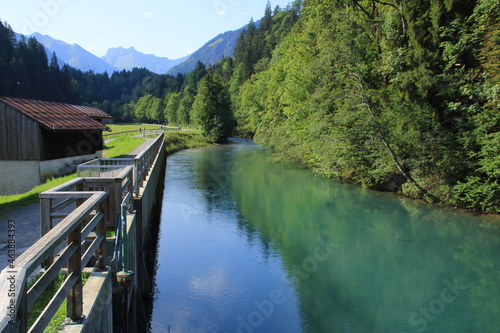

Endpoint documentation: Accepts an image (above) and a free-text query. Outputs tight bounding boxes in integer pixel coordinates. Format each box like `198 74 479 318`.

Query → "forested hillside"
1 0 498 212
234 0 499 212
161 1 301 139
0 23 78 103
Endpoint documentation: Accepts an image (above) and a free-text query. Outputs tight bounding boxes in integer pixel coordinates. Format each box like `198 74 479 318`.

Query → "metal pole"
134 159 139 196
121 203 128 273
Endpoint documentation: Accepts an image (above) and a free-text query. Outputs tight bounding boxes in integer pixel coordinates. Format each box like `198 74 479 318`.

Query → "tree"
164 92 182 125
134 94 164 123
192 71 235 142
260 1 273 33
0 21 15 95
147 96 165 123
134 94 153 122
177 87 196 125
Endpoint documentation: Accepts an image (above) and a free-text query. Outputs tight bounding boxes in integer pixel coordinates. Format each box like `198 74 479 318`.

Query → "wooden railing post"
67 224 83 322
40 198 52 237
97 201 107 270
40 198 53 268
19 283 28 333
113 177 122 227
76 182 85 208
128 172 134 206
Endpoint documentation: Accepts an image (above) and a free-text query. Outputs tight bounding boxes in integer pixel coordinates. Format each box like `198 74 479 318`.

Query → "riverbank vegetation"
1 0 498 212
234 0 499 213
164 132 214 154
164 0 499 213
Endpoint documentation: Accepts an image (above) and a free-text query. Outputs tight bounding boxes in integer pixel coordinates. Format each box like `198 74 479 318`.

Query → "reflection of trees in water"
228 146 500 332
192 143 277 259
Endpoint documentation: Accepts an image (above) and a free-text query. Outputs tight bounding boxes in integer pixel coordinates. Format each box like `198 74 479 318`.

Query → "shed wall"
40 129 104 161
0 102 40 160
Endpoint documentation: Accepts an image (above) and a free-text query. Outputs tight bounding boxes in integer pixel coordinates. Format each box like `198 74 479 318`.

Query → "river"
149 138 500 333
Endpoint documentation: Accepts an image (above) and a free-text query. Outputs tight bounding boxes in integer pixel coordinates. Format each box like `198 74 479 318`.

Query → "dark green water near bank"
150 138 500 333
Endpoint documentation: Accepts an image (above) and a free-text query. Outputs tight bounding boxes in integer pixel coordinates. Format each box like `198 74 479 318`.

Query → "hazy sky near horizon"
1 0 292 59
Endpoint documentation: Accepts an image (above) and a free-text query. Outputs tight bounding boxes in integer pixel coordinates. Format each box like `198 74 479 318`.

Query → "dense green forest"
0 0 498 212
235 0 499 213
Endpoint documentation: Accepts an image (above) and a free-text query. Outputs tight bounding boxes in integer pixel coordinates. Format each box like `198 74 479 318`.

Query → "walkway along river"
149 138 500 333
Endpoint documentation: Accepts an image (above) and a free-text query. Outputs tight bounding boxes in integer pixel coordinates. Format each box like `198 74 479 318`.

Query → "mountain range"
167 28 243 75
101 47 189 73
30 32 118 73
25 25 245 75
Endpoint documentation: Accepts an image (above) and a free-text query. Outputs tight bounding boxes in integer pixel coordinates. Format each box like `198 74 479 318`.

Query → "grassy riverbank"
164 131 213 155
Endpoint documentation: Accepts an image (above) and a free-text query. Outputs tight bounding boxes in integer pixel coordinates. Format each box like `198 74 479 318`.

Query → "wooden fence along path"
103 127 181 138
0 133 165 333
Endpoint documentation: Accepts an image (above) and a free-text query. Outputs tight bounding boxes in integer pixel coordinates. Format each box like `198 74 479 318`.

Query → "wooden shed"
0 97 111 195
74 105 114 125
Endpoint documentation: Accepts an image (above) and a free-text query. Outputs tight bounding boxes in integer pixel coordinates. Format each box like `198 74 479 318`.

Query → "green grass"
0 174 77 213
164 131 213 155
103 135 145 158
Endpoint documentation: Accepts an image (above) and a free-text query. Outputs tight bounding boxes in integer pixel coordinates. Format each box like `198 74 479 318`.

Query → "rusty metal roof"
0 97 110 131
74 105 113 119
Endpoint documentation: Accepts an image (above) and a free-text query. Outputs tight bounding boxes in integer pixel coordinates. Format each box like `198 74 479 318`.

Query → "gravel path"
0 203 42 272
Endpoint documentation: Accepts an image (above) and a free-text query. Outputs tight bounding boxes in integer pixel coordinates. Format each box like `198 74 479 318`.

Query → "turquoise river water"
149 138 500 333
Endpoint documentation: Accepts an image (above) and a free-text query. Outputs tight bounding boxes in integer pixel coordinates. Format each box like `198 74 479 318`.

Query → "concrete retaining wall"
40 154 96 182
0 160 39 195
139 139 166 234
0 153 96 195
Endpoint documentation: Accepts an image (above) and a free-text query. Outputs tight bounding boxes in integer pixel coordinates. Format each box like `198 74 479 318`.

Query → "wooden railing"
79 132 164 196
103 127 179 138
77 158 134 178
45 166 134 235
0 132 164 333
0 185 108 332
103 130 140 137
134 133 164 195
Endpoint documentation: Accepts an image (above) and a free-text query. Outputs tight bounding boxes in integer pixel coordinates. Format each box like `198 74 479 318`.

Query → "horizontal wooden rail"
103 128 175 138
81 234 105 270
27 243 78 307
134 133 164 196
29 273 79 332
103 130 140 137
44 177 84 193
0 190 108 332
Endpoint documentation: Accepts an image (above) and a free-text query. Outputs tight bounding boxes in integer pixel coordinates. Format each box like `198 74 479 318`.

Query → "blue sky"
1 0 292 59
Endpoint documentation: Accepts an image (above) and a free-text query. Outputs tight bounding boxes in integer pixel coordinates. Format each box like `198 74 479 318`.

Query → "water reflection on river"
150 138 500 333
